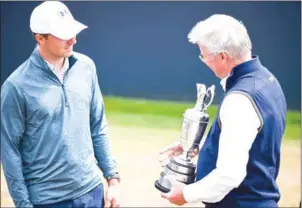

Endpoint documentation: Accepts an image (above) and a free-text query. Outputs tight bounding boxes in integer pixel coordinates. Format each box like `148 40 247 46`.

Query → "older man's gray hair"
188 14 252 59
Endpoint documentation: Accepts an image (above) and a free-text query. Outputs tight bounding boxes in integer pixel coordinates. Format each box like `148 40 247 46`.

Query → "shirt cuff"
103 168 118 179
183 183 201 203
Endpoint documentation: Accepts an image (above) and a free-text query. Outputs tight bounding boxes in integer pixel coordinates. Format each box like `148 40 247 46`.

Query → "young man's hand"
105 179 121 208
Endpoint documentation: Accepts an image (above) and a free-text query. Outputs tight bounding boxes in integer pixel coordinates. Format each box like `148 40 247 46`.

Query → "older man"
159 14 287 208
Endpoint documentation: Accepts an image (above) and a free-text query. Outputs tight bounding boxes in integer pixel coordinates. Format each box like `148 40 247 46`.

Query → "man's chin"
64 51 73 58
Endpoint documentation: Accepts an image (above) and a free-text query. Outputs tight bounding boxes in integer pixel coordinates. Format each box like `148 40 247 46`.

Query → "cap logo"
57 8 69 18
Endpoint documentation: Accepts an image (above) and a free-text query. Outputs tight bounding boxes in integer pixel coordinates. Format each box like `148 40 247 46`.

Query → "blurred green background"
104 96 300 141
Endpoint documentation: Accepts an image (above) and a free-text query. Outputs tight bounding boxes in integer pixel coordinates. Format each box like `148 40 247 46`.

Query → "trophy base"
155 180 171 193
155 156 196 193
155 171 172 193
170 156 196 176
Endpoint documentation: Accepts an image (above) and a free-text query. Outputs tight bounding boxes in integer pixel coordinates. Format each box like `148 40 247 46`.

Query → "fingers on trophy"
155 83 215 193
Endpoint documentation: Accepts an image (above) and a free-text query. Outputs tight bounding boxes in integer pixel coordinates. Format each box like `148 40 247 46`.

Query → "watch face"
108 173 120 181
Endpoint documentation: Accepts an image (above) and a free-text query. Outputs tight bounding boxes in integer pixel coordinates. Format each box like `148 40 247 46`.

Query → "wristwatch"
106 172 121 182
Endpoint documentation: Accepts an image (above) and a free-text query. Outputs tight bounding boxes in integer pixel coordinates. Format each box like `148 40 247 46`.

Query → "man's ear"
221 52 228 61
33 33 48 45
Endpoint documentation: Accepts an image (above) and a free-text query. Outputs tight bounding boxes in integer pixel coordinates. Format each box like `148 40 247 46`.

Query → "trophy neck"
177 154 192 163
195 93 207 111
194 101 205 112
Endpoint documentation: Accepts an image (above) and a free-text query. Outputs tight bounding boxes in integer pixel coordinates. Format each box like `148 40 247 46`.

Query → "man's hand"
159 141 199 167
160 176 188 206
105 179 121 208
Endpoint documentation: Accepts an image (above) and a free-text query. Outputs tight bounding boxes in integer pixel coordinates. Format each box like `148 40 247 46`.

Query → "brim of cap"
50 19 88 40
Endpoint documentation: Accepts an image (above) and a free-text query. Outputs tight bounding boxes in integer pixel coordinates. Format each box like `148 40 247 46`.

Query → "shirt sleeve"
183 92 261 203
89 66 118 178
1 81 33 208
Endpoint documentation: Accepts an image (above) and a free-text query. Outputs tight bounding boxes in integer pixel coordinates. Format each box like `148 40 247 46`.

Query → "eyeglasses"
199 52 219 62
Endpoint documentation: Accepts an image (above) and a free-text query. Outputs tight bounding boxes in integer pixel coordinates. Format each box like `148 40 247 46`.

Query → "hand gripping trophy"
155 83 215 193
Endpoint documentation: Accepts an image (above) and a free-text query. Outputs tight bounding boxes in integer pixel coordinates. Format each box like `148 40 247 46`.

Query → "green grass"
103 96 301 140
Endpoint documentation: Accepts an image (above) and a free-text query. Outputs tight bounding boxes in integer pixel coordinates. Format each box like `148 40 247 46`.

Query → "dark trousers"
34 183 104 208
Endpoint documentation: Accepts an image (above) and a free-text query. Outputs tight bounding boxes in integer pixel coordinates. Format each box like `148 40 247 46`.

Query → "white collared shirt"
183 75 261 203
45 58 69 83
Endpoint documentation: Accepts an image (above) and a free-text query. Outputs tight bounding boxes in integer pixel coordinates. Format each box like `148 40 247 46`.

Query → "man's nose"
67 37 77 45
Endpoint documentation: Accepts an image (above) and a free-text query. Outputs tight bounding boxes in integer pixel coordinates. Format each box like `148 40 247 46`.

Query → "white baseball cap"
30 1 88 40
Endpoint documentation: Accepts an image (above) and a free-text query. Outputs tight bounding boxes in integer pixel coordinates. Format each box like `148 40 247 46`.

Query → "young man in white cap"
1 1 121 207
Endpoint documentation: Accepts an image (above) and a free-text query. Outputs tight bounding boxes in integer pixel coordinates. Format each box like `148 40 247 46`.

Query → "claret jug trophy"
155 83 215 193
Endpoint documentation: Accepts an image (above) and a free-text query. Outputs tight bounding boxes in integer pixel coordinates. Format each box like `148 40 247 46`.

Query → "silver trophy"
155 83 215 193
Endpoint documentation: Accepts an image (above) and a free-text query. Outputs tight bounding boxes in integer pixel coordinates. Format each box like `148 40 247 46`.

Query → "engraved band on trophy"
155 83 215 193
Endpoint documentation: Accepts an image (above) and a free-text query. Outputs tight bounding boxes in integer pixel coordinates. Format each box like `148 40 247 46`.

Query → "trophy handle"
203 85 215 110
